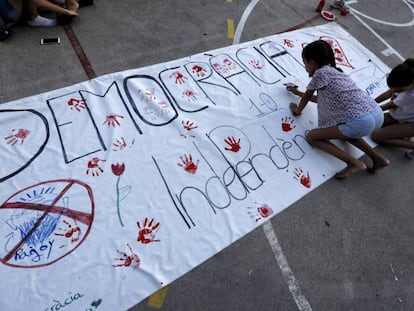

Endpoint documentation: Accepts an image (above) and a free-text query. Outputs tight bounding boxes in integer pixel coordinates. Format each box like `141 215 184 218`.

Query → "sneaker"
405 150 414 160
331 0 350 15
27 15 58 27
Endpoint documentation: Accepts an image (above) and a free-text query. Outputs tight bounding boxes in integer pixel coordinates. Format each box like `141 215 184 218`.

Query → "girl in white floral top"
287 40 389 179
372 59 414 159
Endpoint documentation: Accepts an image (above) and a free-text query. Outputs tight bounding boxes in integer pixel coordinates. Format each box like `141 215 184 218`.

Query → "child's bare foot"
369 157 390 174
335 162 367 179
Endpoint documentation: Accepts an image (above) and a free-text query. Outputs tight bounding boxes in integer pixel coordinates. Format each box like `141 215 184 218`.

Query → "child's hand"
290 103 301 116
284 83 298 92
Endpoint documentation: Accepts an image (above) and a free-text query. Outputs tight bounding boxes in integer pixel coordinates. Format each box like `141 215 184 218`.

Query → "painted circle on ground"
0 179 94 268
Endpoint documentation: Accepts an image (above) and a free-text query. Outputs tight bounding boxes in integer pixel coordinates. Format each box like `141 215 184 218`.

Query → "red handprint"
144 88 157 101
103 114 124 127
258 204 273 218
180 120 197 138
112 137 127 151
170 71 187 84
320 36 354 69
182 90 198 102
177 154 199 174
158 101 174 116
137 218 160 244
182 120 198 131
192 65 207 77
249 59 263 69
212 63 222 71
112 243 141 269
281 116 296 132
5 128 30 146
293 167 311 188
283 39 294 48
247 204 274 222
224 136 241 153
223 58 237 71
54 220 81 243
67 98 86 111
86 157 106 176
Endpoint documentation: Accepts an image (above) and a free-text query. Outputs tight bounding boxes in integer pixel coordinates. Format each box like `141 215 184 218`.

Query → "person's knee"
306 130 317 145
370 130 382 143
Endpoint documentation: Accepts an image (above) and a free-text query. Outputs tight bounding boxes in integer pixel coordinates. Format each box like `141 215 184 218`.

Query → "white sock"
27 15 58 27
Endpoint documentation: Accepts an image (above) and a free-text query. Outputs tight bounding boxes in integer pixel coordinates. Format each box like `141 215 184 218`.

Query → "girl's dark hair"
403 58 414 68
302 40 342 72
387 58 414 88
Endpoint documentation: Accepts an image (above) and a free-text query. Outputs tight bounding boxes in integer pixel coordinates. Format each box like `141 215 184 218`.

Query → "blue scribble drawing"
5 187 68 248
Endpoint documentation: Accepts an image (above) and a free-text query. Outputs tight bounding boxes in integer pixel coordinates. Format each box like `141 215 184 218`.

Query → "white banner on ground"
0 23 389 311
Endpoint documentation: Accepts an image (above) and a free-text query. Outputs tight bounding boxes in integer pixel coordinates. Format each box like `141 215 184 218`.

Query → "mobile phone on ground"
40 37 61 45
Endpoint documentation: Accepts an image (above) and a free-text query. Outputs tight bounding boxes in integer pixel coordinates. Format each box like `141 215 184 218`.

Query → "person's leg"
0 0 21 39
65 0 78 11
381 112 398 127
371 123 414 148
334 107 390 174
24 0 38 20
0 0 21 22
346 138 390 173
307 126 367 178
24 0 57 26
28 0 77 18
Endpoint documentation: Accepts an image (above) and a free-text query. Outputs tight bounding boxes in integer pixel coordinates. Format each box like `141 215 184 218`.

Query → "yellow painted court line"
226 0 233 2
148 286 169 309
227 19 235 39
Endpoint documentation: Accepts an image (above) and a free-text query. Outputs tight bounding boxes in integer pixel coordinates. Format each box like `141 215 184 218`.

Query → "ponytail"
302 40 342 72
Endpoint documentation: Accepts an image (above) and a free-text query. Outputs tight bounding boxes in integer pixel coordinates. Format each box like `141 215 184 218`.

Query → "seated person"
25 0 78 27
371 58 414 159
0 0 22 40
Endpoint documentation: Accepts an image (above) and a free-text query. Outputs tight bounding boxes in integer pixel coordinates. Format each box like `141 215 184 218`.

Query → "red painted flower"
111 163 125 176
112 162 126 227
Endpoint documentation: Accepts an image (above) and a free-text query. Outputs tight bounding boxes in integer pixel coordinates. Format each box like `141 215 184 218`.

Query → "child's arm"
290 89 315 116
375 89 393 103
285 84 317 102
380 100 397 111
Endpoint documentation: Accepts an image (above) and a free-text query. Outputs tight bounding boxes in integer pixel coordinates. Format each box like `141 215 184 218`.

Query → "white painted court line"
349 0 414 27
350 12 405 61
233 0 260 45
263 221 313 311
233 2 313 310
347 0 409 61
233 2 407 310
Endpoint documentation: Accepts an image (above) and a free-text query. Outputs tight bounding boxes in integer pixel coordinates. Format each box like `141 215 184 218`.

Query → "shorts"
338 107 384 138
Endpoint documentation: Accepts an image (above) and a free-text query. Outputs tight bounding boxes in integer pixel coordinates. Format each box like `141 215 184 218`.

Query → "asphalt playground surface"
1 1 414 310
